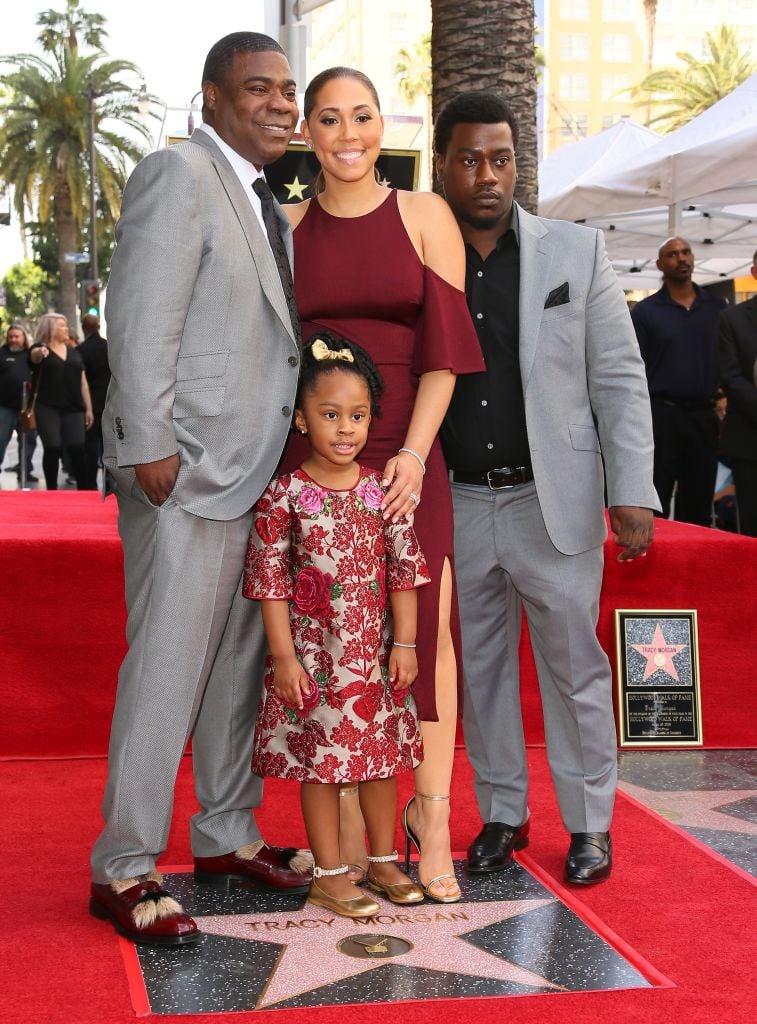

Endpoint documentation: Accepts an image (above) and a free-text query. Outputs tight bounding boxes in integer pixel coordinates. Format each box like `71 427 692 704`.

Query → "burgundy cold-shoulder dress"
280 189 484 721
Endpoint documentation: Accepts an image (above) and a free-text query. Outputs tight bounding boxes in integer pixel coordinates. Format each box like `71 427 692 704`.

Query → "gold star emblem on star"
284 176 309 200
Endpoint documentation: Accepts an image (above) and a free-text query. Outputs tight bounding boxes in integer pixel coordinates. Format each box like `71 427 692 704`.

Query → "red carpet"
1 748 754 1024
2 492 756 758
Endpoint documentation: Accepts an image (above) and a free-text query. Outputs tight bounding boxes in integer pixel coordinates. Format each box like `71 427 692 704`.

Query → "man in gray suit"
436 93 660 885
90 33 310 945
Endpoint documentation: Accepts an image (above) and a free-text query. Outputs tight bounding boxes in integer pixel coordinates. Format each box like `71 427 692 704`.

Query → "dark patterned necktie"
252 178 301 346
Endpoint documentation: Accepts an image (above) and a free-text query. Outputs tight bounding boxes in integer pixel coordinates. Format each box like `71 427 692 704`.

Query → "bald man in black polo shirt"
631 237 727 526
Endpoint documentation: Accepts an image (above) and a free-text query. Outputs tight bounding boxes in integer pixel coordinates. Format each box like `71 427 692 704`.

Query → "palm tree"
0 2 153 325
431 0 538 212
631 24 756 133
395 34 432 184
37 0 107 55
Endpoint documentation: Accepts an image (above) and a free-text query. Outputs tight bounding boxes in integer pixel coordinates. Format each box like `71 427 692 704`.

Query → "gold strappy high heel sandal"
402 792 461 904
339 784 368 882
365 850 424 905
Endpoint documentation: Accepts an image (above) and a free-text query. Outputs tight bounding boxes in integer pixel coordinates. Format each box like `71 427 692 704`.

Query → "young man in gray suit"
90 33 310 945
436 93 660 885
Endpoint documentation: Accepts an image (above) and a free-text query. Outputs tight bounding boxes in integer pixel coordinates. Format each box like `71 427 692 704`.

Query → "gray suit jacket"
103 129 299 520
516 203 660 554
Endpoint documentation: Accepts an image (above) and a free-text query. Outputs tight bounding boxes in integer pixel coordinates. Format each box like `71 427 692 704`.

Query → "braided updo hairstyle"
296 331 384 419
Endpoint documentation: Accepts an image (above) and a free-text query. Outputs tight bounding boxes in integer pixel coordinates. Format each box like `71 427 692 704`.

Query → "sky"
1 0 271 274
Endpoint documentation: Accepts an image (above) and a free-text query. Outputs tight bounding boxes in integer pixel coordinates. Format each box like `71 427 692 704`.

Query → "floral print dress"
243 465 430 783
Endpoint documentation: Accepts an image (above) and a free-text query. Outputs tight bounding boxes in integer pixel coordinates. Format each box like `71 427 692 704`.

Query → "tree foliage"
0 0 156 326
1 260 51 322
36 0 107 55
396 33 431 103
631 24 756 133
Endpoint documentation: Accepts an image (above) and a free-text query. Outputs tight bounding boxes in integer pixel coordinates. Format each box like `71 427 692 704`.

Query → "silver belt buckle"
486 468 514 490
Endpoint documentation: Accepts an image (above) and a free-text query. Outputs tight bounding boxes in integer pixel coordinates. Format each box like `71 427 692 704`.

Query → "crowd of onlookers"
0 312 110 491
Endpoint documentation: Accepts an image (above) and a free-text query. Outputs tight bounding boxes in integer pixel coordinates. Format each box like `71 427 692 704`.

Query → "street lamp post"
86 84 98 286
187 91 202 136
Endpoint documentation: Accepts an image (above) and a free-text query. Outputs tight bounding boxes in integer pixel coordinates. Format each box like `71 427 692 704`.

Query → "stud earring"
305 140 313 150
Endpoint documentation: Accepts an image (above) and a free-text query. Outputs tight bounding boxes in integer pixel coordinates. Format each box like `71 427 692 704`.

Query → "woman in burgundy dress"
281 67 484 901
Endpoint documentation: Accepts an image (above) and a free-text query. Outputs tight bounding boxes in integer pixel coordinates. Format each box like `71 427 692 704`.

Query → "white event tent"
538 73 757 287
539 117 661 219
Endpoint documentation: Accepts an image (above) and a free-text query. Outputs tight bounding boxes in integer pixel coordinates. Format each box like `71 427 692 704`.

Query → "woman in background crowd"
0 323 38 483
29 313 93 490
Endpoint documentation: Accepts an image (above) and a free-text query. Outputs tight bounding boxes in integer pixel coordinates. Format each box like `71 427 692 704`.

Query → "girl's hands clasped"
381 450 424 523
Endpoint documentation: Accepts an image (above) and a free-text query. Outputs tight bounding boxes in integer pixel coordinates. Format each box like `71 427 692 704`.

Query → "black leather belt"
651 394 716 412
451 466 534 489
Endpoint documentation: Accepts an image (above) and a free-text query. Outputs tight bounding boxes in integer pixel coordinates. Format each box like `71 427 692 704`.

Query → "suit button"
288 356 298 366
117 431 124 440
282 406 291 417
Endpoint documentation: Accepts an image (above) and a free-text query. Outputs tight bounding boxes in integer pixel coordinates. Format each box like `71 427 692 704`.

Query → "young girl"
243 332 430 918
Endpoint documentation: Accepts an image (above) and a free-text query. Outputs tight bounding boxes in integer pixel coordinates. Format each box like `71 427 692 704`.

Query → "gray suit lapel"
191 131 296 345
517 203 553 388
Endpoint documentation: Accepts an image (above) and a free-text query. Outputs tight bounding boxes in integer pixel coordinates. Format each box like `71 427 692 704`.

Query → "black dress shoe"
467 819 530 873
565 832 612 885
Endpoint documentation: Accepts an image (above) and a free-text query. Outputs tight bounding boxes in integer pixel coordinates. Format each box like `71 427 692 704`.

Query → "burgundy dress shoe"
565 831 612 885
89 872 200 946
194 843 312 892
467 819 530 873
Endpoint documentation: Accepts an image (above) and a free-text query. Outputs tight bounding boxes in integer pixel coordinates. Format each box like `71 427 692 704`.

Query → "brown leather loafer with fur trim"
89 870 200 945
194 842 313 892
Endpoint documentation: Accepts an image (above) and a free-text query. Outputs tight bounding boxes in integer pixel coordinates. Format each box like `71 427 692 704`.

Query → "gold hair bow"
311 338 354 363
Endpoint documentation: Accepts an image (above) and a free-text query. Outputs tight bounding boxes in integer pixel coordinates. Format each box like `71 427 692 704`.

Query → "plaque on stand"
615 610 703 747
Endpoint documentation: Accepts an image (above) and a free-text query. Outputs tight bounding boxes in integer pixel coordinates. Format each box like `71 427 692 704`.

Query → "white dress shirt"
196 122 269 239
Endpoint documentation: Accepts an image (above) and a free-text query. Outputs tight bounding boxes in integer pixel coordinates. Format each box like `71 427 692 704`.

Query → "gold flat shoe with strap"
307 865 379 919
365 850 424 905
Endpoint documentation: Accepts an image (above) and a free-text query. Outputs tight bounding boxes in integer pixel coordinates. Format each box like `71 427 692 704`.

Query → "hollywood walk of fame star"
284 176 309 200
200 894 561 1008
630 623 688 682
619 781 757 835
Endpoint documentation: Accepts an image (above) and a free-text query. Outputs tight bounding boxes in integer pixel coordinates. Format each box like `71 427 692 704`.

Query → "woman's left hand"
381 451 423 522
84 410 94 429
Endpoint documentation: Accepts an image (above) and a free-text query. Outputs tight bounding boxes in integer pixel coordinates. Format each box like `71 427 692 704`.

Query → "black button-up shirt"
631 283 727 401
441 212 530 472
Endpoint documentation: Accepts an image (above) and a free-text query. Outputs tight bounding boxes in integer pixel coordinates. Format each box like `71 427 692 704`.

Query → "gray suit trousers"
452 481 617 833
91 469 266 882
